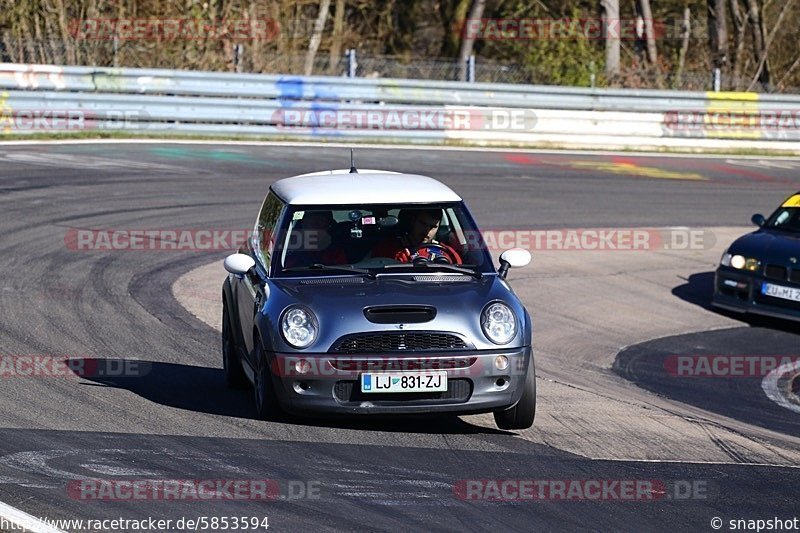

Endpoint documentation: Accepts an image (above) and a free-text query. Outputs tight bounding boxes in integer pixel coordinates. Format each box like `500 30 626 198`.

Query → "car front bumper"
712 267 800 322
265 347 532 415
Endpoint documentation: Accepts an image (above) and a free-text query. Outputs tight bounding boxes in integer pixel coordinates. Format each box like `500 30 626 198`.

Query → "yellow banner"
704 92 761 139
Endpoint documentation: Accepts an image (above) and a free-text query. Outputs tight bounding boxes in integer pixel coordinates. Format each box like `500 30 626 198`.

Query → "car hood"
728 230 800 263
263 274 530 352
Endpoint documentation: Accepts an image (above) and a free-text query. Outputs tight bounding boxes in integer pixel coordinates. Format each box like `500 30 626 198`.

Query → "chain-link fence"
1 38 796 93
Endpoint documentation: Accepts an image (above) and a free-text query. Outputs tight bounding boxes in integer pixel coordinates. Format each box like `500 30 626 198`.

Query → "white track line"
0 138 798 159
599 458 800 469
762 360 800 415
0 500 67 533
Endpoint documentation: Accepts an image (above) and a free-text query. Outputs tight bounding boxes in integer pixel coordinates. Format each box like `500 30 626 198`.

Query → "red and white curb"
762 359 800 415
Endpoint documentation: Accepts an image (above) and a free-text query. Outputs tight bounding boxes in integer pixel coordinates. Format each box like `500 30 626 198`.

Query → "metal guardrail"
1 63 799 148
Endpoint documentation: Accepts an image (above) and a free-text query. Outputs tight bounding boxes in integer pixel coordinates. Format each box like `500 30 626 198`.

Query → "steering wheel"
406 242 462 265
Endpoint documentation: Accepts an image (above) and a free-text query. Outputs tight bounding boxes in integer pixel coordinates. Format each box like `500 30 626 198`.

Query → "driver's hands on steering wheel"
394 242 462 265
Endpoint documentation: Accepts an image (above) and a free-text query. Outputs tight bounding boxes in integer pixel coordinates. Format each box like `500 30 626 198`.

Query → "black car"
713 191 800 321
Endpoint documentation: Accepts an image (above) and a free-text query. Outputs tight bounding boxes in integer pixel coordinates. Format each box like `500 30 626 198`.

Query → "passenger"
284 211 347 267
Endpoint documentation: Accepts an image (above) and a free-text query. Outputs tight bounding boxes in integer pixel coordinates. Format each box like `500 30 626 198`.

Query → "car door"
236 191 284 364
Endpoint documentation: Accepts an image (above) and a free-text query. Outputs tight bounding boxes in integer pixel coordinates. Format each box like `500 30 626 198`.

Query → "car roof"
780 191 800 207
270 169 462 205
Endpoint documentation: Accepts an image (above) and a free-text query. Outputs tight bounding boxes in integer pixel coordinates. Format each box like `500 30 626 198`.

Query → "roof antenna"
349 148 358 174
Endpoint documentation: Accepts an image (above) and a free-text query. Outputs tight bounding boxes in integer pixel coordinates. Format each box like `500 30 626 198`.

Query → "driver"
371 208 462 264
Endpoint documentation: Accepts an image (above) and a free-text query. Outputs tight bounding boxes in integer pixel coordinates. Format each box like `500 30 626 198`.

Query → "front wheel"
493 359 536 430
252 336 284 421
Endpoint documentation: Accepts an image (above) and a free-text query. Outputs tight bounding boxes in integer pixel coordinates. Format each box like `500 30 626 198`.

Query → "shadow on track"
613 326 800 436
609 271 800 434
68 359 512 435
618 270 800 435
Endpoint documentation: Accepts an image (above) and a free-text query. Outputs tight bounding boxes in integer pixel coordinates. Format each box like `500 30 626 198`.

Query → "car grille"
762 264 800 285
764 264 788 281
333 378 472 404
329 357 477 371
329 332 469 353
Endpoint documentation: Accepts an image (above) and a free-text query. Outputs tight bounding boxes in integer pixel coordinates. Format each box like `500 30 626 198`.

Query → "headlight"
281 306 318 348
729 254 760 271
481 302 517 345
720 253 732 267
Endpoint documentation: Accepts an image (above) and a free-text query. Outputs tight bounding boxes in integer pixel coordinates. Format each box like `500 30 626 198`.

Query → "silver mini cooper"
222 168 535 429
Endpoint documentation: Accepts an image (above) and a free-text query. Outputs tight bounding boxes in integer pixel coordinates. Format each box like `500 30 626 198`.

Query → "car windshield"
271 202 496 277
765 206 800 233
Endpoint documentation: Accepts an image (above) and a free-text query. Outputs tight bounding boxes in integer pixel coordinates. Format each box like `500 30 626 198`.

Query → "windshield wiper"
282 264 376 279
382 262 482 279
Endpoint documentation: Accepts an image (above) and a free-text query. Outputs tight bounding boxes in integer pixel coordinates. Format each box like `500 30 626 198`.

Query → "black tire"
494 359 536 430
222 300 248 389
252 336 284 421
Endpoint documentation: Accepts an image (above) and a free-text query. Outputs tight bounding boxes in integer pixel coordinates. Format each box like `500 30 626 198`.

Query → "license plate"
761 282 800 302
361 372 448 393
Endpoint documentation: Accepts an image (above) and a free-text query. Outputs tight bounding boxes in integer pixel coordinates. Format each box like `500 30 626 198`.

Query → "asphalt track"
0 142 799 532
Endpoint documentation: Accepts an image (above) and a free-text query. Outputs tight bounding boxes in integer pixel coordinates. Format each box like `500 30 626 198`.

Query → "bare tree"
639 0 658 64
745 0 769 87
729 0 749 88
304 0 332 76
707 0 729 73
747 0 796 90
328 0 346 74
601 0 621 76
674 6 691 87
458 0 485 81
439 0 472 57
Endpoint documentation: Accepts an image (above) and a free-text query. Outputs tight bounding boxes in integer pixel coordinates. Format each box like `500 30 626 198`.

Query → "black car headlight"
722 253 760 272
280 306 318 348
481 302 517 345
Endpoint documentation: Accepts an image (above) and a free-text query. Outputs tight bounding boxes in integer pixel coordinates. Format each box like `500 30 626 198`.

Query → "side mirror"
751 213 766 227
224 253 256 276
498 248 532 279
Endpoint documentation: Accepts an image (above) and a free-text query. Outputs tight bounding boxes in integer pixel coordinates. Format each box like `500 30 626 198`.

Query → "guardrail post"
346 49 357 78
467 55 476 83
234 44 244 73
113 35 119 68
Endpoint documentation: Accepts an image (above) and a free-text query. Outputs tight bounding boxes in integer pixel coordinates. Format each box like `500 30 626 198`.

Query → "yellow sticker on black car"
782 194 800 207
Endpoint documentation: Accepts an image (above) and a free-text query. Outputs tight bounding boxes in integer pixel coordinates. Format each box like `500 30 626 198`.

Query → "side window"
252 192 284 271
774 210 790 226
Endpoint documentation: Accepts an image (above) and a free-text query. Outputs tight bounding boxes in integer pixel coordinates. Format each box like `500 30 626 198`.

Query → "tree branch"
304 0 332 76
746 0 795 90
774 53 800 90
